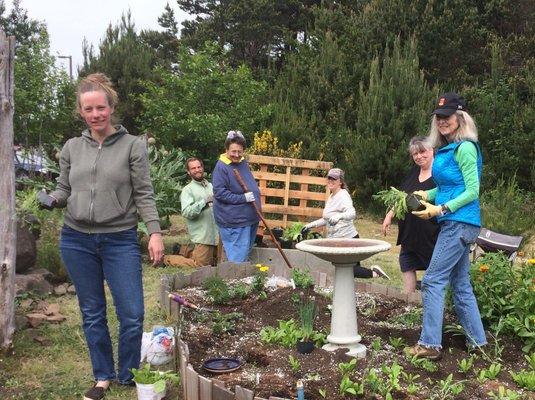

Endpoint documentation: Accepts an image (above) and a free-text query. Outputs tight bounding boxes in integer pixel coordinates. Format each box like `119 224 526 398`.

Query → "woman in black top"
382 136 439 293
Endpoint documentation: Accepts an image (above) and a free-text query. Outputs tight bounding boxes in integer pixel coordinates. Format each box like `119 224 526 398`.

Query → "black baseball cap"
432 92 467 116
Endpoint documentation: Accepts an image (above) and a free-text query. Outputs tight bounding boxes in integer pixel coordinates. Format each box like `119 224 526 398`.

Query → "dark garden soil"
177 283 533 400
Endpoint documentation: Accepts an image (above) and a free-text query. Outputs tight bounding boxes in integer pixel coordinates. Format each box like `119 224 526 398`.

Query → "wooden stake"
0 29 17 352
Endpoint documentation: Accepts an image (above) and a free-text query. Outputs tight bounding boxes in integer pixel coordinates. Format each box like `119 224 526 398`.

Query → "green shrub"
16 189 67 281
481 175 534 241
291 268 314 290
203 277 231 305
471 253 535 353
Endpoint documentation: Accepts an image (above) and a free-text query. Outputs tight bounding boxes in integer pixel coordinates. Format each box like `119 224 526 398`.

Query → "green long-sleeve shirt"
180 179 218 246
427 141 479 212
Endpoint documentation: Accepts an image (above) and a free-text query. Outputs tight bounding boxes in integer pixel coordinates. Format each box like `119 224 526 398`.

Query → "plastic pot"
406 193 425 212
296 340 315 354
136 383 166 400
270 227 283 240
279 238 294 249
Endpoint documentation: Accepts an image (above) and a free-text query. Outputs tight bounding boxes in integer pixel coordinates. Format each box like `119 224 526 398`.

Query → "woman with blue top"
212 131 261 262
406 93 486 360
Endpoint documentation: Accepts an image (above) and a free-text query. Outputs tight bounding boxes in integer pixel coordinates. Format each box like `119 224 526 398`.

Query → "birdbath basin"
296 238 391 358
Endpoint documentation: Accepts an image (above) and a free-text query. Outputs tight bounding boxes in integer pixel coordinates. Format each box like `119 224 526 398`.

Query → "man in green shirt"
165 157 218 267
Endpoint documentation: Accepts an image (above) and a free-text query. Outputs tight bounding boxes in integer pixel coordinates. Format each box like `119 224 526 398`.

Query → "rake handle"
232 169 293 269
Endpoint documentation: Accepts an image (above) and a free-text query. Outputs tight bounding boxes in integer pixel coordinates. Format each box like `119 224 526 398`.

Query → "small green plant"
364 368 380 394
318 388 327 398
407 355 438 372
282 222 306 241
487 386 521 400
525 353 535 370
130 364 179 393
457 356 475 373
203 276 231 304
380 362 403 394
292 268 314 289
479 363 502 380
260 319 302 347
339 375 363 396
510 369 535 390
252 264 269 292
298 299 316 341
433 374 465 399
402 372 420 395
288 355 300 373
373 186 409 219
211 312 243 336
338 358 357 376
371 337 382 351
388 336 406 350
230 281 251 299
388 308 422 328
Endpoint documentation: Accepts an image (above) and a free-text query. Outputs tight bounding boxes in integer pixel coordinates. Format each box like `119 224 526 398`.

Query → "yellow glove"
412 190 428 201
412 201 442 220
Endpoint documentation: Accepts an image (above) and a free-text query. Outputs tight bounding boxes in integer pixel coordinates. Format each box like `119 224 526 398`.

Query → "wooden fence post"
0 28 17 352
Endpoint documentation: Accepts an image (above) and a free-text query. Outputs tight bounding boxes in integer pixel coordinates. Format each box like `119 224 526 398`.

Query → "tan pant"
164 244 217 268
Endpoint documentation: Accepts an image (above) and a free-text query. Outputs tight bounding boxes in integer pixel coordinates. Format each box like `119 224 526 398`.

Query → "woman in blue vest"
406 93 486 360
212 131 261 262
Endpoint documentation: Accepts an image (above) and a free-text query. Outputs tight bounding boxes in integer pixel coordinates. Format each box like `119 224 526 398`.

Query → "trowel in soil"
168 292 217 313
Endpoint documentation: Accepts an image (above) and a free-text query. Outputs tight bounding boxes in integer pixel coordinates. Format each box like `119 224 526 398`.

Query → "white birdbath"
295 238 391 358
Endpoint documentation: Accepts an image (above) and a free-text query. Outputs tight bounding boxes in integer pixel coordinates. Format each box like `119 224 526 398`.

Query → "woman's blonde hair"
76 73 118 113
427 111 478 148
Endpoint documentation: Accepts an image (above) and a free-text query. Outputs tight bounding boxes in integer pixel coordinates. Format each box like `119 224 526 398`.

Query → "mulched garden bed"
176 281 533 399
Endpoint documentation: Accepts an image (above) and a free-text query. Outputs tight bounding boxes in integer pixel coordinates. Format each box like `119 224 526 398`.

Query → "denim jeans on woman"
418 220 486 349
219 222 259 262
60 225 143 384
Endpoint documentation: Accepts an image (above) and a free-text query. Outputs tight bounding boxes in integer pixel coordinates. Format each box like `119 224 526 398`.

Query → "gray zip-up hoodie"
50 126 161 235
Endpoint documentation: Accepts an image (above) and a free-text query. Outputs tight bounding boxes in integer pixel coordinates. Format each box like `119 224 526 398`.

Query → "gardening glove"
300 226 310 236
412 201 442 220
412 190 428 201
244 192 256 202
328 214 343 225
37 190 57 210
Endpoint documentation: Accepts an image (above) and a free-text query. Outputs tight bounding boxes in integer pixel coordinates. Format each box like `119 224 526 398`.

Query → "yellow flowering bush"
249 130 302 159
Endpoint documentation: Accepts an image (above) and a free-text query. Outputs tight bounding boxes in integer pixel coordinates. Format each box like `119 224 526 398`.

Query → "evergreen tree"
177 0 321 72
345 37 436 207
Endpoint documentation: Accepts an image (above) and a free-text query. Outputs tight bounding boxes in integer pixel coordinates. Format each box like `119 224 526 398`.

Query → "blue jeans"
219 223 259 262
418 220 486 349
60 225 143 384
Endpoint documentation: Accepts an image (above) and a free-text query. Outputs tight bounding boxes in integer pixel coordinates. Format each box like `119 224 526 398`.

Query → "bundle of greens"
373 187 409 219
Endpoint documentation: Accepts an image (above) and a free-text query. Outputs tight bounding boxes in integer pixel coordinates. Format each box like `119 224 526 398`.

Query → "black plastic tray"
202 357 242 374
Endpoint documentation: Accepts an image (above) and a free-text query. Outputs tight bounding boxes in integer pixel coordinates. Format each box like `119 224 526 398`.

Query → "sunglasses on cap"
327 176 339 181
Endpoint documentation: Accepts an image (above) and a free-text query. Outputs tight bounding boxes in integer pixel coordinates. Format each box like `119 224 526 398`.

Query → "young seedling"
480 363 502 380
407 355 438 372
388 336 406 350
339 376 363 396
318 388 327 398
434 374 465 399
403 372 421 395
510 369 535 391
457 356 475 373
371 337 382 351
288 355 300 373
487 386 521 400
338 358 357 376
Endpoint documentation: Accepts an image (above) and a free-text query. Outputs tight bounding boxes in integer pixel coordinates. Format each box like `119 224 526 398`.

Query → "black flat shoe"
83 384 107 400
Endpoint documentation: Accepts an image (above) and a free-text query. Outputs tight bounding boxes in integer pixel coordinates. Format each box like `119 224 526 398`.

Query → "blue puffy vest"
432 141 483 227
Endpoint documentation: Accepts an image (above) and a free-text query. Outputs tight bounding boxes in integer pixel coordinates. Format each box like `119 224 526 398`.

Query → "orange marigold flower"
479 264 489 273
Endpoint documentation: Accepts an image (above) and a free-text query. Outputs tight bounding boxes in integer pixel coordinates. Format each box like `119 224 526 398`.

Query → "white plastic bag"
140 326 175 366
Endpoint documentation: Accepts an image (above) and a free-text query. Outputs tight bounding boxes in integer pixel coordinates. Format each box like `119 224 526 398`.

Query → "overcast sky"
4 0 190 76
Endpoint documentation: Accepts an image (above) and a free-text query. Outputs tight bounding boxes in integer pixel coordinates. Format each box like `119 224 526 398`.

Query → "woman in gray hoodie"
43 73 164 400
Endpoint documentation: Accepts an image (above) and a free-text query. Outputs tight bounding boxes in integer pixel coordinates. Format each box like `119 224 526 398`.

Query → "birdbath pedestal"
295 238 391 358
